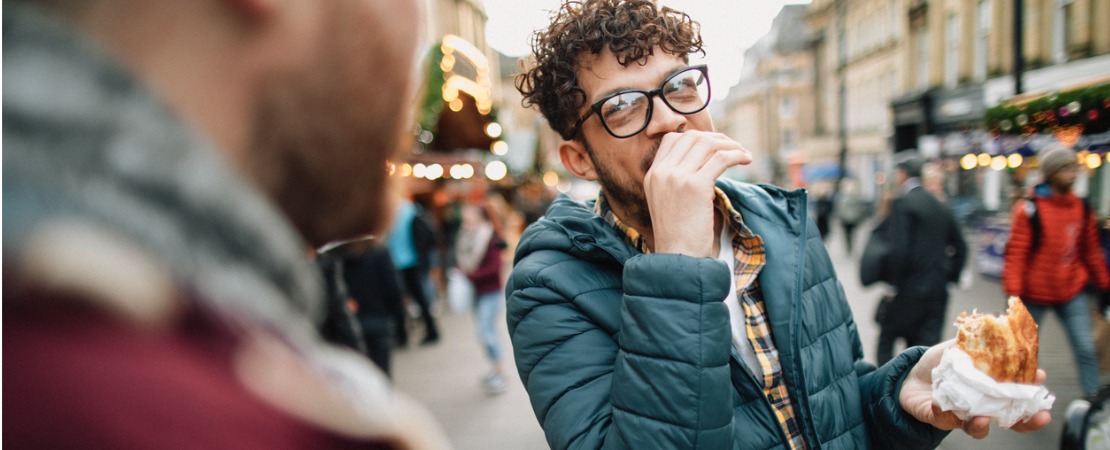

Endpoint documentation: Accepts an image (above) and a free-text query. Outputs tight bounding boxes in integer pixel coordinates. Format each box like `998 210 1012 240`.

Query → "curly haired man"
505 1 1049 449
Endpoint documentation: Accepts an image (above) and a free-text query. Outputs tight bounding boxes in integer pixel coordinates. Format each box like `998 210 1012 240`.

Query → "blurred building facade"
895 0 1110 213
722 5 816 187
724 0 1110 213
805 0 903 198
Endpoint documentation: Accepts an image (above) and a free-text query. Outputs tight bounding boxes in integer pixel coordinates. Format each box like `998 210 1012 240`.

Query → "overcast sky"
483 0 813 102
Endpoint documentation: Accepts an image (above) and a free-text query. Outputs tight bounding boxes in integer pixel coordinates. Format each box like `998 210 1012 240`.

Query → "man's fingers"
961 416 992 439
647 132 750 195
929 404 965 430
693 149 751 179
1009 411 1052 433
655 131 744 172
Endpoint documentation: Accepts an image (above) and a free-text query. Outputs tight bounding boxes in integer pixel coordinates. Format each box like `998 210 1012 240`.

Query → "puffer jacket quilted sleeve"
857 347 950 449
507 218 734 449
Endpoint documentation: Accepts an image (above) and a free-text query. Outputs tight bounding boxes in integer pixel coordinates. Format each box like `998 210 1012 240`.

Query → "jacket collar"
1032 182 1080 205
514 194 639 267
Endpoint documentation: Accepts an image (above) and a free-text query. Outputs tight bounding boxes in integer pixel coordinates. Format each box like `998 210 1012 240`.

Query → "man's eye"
602 93 640 117
665 77 698 94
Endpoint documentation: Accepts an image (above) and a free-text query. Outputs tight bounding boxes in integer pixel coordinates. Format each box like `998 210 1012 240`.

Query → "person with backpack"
1003 144 1110 399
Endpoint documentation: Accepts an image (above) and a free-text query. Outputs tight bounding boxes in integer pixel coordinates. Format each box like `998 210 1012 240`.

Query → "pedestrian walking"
388 198 441 345
814 190 834 241
1003 145 1110 399
835 178 870 254
876 151 968 365
314 245 368 354
455 204 508 395
339 239 407 376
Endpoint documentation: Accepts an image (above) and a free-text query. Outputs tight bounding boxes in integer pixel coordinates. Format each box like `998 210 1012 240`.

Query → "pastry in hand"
955 296 1039 383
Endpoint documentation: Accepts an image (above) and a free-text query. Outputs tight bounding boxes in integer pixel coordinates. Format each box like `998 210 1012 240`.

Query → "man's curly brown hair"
516 0 704 141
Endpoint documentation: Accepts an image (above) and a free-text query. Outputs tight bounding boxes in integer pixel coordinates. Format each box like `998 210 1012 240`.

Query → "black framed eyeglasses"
569 64 711 139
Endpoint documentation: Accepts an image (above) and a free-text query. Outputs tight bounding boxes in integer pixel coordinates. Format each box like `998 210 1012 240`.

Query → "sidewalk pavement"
391 301 548 450
392 218 1096 449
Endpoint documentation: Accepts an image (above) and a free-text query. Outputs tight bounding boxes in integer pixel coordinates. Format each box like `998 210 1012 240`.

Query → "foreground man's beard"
249 7 413 246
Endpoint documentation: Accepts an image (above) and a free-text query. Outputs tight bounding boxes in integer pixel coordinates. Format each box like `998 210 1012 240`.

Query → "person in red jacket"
1003 145 1110 398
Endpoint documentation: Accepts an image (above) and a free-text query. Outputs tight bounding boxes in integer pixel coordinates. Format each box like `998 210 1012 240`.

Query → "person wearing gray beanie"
1039 145 1078 179
1003 143 1109 399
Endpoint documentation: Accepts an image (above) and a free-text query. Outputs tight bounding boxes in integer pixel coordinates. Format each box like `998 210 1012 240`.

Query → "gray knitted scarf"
3 4 325 330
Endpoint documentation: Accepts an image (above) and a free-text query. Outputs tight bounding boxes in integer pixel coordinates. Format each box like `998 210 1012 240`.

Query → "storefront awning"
802 164 843 183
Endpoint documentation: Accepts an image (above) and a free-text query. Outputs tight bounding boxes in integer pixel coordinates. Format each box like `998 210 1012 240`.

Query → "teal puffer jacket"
506 179 949 450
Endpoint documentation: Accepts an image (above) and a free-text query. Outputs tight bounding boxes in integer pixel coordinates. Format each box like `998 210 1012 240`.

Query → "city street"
392 218 1097 449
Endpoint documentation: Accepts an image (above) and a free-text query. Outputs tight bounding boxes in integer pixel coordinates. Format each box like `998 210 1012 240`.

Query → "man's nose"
643 95 686 138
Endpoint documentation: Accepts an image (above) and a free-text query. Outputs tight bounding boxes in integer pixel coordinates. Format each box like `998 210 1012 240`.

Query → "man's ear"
559 140 598 181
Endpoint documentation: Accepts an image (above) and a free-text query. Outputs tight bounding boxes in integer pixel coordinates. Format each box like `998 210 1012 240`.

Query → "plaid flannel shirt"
595 188 807 449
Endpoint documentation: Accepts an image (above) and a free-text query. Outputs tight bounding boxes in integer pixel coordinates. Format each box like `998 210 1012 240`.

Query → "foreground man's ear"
559 139 598 181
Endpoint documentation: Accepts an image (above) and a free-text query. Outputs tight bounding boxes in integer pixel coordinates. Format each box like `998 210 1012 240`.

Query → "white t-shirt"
719 226 763 378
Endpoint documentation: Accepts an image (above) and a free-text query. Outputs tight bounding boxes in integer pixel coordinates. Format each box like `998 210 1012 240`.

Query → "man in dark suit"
877 151 968 365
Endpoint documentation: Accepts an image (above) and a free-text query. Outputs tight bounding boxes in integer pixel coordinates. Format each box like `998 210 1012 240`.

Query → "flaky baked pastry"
955 296 1039 383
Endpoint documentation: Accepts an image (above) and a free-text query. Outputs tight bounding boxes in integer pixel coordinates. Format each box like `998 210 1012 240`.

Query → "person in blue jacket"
506 1 1051 449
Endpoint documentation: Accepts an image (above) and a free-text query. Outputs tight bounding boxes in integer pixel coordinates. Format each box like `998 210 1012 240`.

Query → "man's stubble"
583 137 659 230
249 3 416 246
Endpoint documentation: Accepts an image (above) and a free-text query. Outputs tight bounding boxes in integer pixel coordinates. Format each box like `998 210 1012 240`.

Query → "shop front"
891 89 933 153
968 80 1110 277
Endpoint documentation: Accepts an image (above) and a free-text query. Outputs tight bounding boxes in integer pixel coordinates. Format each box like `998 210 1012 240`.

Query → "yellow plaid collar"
594 187 745 254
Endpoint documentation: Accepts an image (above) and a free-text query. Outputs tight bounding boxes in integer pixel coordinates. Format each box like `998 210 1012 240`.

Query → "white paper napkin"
931 347 1055 428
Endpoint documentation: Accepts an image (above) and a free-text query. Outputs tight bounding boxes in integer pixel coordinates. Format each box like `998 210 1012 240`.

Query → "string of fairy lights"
964 81 1110 172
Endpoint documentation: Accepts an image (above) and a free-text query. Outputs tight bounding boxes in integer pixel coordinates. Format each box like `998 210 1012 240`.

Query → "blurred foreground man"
505 1 1049 449
3 0 448 448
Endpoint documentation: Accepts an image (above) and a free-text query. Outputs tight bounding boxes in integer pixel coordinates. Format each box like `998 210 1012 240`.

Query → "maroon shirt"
3 282 390 449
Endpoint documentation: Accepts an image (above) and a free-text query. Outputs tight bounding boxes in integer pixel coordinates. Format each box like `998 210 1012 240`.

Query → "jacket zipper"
729 190 809 449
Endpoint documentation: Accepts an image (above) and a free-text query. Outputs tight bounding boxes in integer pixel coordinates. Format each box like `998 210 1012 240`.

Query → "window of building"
848 16 858 60
945 13 959 88
916 28 929 89
891 0 902 41
782 129 796 151
1054 0 1075 64
975 0 991 81
863 12 873 53
781 95 796 118
838 27 847 67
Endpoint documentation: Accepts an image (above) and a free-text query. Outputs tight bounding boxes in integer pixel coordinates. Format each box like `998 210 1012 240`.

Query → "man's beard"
1049 175 1075 193
249 6 410 246
583 138 658 229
